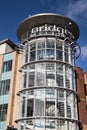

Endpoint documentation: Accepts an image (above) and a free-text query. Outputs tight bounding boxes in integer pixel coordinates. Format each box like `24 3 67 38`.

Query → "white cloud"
81 45 87 59
67 0 87 20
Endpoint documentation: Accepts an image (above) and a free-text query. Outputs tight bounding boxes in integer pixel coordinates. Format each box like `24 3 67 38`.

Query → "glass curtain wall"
18 37 78 130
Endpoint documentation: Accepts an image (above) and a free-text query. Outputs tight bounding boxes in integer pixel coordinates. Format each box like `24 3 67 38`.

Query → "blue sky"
0 0 87 71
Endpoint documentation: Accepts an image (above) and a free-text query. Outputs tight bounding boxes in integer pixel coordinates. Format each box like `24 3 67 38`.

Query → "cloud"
67 0 87 21
81 45 87 59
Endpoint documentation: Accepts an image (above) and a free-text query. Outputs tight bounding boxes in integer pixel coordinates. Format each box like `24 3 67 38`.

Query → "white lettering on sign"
30 24 74 39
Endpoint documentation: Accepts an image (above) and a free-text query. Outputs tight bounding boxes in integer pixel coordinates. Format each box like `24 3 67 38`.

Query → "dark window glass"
0 79 10 95
46 49 54 59
22 100 25 117
38 41 45 48
27 99 33 117
57 102 64 117
25 44 28 63
2 60 12 72
28 72 35 87
56 50 62 60
56 41 62 50
46 40 54 48
30 43 36 51
56 74 63 87
37 49 45 60
23 73 27 88
0 104 8 121
30 51 35 61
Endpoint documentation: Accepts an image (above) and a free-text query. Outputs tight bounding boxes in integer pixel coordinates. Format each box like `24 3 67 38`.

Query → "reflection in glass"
56 74 64 87
37 49 45 60
27 99 33 117
46 101 55 116
30 51 35 61
46 49 54 59
56 50 62 60
45 119 55 130
28 72 35 87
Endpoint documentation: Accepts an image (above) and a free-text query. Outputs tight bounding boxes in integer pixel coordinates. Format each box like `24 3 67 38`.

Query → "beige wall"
83 125 87 130
6 50 22 128
0 43 13 54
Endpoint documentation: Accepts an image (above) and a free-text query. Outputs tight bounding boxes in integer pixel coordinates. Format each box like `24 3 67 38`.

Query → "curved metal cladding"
17 13 80 130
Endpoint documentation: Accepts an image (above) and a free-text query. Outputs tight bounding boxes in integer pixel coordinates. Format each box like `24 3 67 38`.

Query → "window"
2 60 12 72
28 72 35 87
0 104 8 121
37 49 45 60
46 101 55 116
25 44 28 63
21 100 25 117
0 79 10 95
56 74 64 87
23 72 27 88
36 72 44 86
46 49 54 59
57 102 64 117
27 99 33 117
56 50 62 60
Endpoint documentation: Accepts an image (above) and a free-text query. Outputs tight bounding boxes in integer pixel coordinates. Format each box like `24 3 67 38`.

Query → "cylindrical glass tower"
17 13 80 130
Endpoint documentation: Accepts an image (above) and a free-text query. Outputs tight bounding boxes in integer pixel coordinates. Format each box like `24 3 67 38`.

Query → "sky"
0 0 87 71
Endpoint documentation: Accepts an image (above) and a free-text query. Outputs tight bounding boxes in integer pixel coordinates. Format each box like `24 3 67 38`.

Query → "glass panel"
28 72 35 87
37 49 45 60
30 42 36 51
21 100 25 117
56 40 62 50
37 40 45 48
34 89 45 116
26 120 33 130
46 49 54 59
66 92 72 118
25 44 28 63
0 79 10 95
27 90 34 99
29 64 35 72
30 51 36 61
65 52 68 62
46 63 54 70
46 39 55 48
56 50 62 60
36 72 44 86
46 89 55 98
34 119 45 130
45 119 55 130
23 72 27 88
56 73 64 87
0 104 8 121
36 63 45 86
46 63 55 86
27 99 33 117
35 98 44 116
65 74 70 88
65 45 68 62
46 71 55 86
57 89 64 100
46 101 55 116
56 63 63 72
2 60 12 72
57 120 65 130
57 102 64 117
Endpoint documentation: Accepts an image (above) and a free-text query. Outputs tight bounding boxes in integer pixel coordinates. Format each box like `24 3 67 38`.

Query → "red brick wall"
75 67 87 126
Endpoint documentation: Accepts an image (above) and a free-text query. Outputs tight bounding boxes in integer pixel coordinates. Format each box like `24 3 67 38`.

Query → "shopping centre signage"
31 24 74 39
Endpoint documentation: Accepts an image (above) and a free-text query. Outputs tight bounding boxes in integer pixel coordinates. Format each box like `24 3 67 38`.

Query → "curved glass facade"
17 14 79 130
